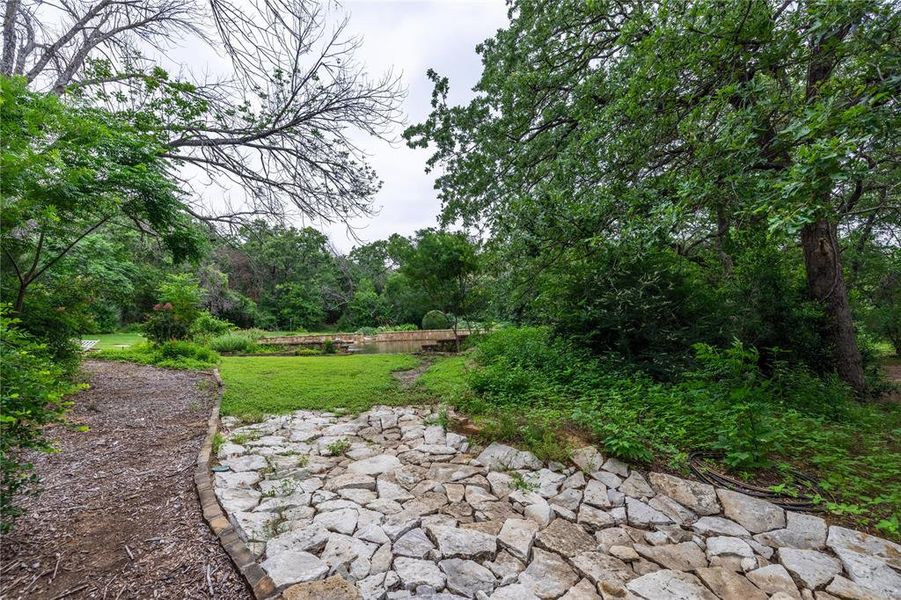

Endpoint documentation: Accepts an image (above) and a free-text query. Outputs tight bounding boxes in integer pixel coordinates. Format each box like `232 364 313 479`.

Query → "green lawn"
417 355 471 402
219 354 419 419
81 332 146 350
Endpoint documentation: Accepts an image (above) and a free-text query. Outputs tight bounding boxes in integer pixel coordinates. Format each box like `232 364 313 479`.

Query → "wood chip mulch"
0 361 251 600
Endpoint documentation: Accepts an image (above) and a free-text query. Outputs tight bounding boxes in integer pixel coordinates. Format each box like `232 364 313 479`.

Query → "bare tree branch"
2 0 405 229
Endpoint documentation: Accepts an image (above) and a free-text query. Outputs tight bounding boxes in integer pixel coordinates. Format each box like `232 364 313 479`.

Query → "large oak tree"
406 0 899 392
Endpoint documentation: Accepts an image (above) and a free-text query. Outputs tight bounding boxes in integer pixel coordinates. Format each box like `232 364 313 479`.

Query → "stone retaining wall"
209 404 901 600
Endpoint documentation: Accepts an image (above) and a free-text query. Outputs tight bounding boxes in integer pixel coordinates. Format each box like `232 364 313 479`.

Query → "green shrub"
459 327 900 532
1 309 82 532
294 347 322 356
322 340 337 354
208 333 258 354
143 275 204 343
191 312 234 338
94 341 219 370
422 310 449 330
143 307 190 343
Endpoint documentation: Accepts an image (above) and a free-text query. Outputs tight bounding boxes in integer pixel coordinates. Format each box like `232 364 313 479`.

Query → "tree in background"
406 0 899 392
390 230 481 342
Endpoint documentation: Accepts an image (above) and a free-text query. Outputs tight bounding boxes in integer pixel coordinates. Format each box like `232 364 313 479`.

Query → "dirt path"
0 361 250 599
392 357 434 388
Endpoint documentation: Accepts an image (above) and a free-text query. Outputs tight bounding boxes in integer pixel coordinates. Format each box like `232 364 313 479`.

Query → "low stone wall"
195 369 277 599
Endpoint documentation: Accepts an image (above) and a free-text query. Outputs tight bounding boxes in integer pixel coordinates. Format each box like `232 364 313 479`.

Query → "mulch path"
0 361 250 599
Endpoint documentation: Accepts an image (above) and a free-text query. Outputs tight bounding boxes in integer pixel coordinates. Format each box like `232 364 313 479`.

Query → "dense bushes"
0 310 82 532
191 312 234 338
208 332 258 354
457 327 900 533
142 274 204 343
94 341 219 370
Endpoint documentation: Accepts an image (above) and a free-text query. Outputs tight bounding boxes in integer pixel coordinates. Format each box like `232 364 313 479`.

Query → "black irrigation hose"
688 451 832 512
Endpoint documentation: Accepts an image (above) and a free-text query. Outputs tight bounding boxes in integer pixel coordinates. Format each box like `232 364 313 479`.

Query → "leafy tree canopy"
405 0 900 390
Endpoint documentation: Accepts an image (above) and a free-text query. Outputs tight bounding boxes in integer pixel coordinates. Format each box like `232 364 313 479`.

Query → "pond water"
348 340 438 354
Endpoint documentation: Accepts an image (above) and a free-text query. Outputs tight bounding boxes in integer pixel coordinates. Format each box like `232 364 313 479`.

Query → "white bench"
80 339 99 351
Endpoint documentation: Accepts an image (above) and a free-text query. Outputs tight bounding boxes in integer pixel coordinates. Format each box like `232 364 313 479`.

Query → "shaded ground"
0 361 249 599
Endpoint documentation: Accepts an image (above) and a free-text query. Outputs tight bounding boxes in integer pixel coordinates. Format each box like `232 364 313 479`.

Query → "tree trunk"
14 280 27 314
800 219 865 393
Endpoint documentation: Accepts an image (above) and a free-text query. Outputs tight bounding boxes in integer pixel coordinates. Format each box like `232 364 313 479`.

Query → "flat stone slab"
260 550 328 588
649 472 720 515
210 405 900 599
477 442 542 471
627 569 718 600
717 489 785 534
518 547 579 598
282 574 361 599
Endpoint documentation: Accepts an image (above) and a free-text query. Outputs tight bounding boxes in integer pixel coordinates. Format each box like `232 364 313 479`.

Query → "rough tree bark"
800 219 865 393
799 16 866 394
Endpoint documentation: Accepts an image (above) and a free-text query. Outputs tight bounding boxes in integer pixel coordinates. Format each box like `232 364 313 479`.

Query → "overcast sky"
325 0 508 252
163 0 509 252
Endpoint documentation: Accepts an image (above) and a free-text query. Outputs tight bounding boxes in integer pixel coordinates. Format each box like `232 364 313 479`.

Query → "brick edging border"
195 368 277 600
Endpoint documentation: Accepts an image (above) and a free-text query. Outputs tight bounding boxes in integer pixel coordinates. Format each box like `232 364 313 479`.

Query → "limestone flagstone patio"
214 406 901 600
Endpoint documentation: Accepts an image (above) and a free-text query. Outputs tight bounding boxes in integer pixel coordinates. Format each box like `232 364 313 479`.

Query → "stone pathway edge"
195 368 278 600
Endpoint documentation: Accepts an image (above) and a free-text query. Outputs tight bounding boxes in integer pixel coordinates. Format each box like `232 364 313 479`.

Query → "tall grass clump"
208 332 258 354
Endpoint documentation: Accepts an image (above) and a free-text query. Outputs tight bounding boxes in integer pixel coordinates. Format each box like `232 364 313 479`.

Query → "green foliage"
341 280 391 329
13 283 88 375
143 274 204 343
208 333 259 354
417 356 472 404
391 230 481 328
326 438 351 456
422 310 450 330
269 282 327 331
211 432 225 455
218 354 419 419
0 309 81 532
0 76 202 322
406 0 899 390
94 341 219 370
454 327 900 529
191 312 234 338
849 243 901 355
